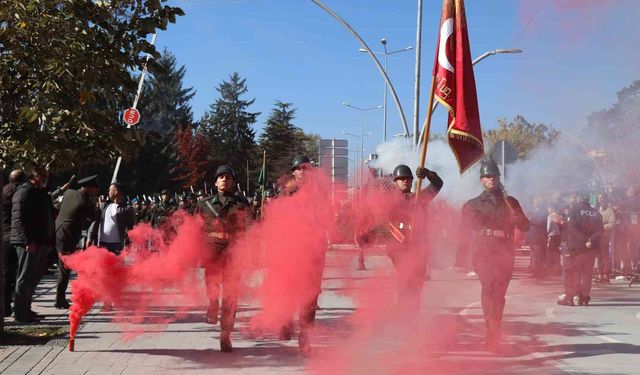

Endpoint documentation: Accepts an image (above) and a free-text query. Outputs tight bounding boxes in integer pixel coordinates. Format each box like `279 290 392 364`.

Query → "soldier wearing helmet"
460 158 529 353
384 164 443 311
198 165 251 353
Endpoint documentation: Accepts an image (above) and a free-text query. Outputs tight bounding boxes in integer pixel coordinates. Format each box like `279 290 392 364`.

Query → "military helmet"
291 155 311 170
215 165 236 180
479 158 501 177
393 164 413 180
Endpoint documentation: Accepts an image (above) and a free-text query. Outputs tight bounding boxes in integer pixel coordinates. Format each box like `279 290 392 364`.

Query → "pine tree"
122 49 196 192
139 48 196 133
200 73 259 191
259 101 300 179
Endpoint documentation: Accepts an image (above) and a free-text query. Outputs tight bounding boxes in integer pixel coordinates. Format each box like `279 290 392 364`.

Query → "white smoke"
369 138 482 207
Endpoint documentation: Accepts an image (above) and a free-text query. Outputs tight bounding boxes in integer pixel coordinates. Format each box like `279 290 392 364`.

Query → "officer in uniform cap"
198 165 251 352
54 175 100 308
460 158 529 352
557 191 603 306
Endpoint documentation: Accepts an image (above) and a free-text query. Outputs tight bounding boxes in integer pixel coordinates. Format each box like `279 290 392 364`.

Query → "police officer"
198 165 251 352
557 191 603 306
461 159 529 352
387 164 443 311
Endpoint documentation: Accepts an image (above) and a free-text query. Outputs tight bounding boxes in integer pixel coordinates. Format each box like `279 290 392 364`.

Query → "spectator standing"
526 195 548 278
546 203 563 276
597 193 616 283
3 170 27 316
11 168 55 323
88 182 134 255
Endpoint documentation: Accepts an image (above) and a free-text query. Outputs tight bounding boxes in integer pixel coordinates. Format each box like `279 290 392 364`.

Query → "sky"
153 0 640 165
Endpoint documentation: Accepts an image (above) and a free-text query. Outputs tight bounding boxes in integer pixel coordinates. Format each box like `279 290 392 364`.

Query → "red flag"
433 0 484 174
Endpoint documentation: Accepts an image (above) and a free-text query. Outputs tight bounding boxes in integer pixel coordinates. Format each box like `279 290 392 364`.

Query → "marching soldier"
385 164 443 311
557 191 603 306
460 159 529 352
198 165 251 352
277 155 323 355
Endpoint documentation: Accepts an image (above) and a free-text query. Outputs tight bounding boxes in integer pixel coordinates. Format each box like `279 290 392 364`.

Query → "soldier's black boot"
54 299 70 309
578 295 590 306
220 330 232 352
206 303 219 325
298 330 311 356
357 251 366 271
556 295 574 306
279 321 293 341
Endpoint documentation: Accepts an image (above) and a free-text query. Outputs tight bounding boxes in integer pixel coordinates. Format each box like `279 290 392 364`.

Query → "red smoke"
64 212 210 341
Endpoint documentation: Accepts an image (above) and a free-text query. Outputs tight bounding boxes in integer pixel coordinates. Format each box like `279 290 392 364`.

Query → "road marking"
459 301 481 316
545 308 556 318
597 335 622 343
636 312 640 321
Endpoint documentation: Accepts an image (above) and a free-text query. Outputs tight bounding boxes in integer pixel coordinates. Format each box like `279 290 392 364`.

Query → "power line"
509 0 545 47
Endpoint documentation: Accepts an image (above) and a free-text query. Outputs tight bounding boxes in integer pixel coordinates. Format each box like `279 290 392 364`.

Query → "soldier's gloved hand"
415 167 435 180
214 238 229 251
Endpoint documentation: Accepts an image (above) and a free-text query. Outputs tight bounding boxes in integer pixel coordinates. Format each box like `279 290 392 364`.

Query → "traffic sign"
490 140 518 165
122 108 141 126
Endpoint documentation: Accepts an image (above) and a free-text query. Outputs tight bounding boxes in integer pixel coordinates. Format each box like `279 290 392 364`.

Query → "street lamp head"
358 48 367 53
341 101 348 106
404 46 413 51
375 105 383 109
497 48 523 54
380 38 387 45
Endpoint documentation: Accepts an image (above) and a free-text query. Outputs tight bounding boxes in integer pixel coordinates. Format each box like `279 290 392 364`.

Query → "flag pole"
260 150 267 220
415 76 437 201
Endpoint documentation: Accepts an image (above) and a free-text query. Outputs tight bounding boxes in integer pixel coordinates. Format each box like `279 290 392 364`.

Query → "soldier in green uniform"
386 164 443 312
149 189 176 228
198 165 251 352
460 159 529 352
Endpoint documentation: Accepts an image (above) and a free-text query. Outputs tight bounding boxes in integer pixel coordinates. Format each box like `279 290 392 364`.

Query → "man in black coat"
557 192 603 306
461 159 530 352
11 168 56 323
3 170 27 316
54 175 100 309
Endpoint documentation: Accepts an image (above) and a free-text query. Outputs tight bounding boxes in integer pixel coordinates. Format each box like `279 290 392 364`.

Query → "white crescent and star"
438 18 455 73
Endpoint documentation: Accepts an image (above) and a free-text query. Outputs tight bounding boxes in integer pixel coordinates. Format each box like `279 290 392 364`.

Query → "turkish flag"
432 0 484 174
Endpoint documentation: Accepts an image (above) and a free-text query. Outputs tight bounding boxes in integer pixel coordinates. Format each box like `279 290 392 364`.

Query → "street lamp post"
359 40 412 143
342 102 381 189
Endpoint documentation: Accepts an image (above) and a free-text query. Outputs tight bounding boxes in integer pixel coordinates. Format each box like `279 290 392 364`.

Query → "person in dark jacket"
460 159 530 352
3 170 27 316
557 192 604 306
11 168 56 323
54 175 100 309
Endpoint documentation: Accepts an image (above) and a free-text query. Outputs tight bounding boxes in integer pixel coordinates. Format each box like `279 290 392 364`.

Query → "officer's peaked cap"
78 175 99 188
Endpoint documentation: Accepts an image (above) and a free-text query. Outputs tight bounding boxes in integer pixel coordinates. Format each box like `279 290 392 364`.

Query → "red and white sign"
122 107 141 126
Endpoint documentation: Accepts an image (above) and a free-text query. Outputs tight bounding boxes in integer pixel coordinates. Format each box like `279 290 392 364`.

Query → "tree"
199 73 259 190
586 80 640 183
122 48 196 192
483 116 560 160
259 101 300 179
0 1 184 170
173 126 209 189
138 48 195 134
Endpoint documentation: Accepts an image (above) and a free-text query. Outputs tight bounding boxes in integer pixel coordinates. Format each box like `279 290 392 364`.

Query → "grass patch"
1 326 67 345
